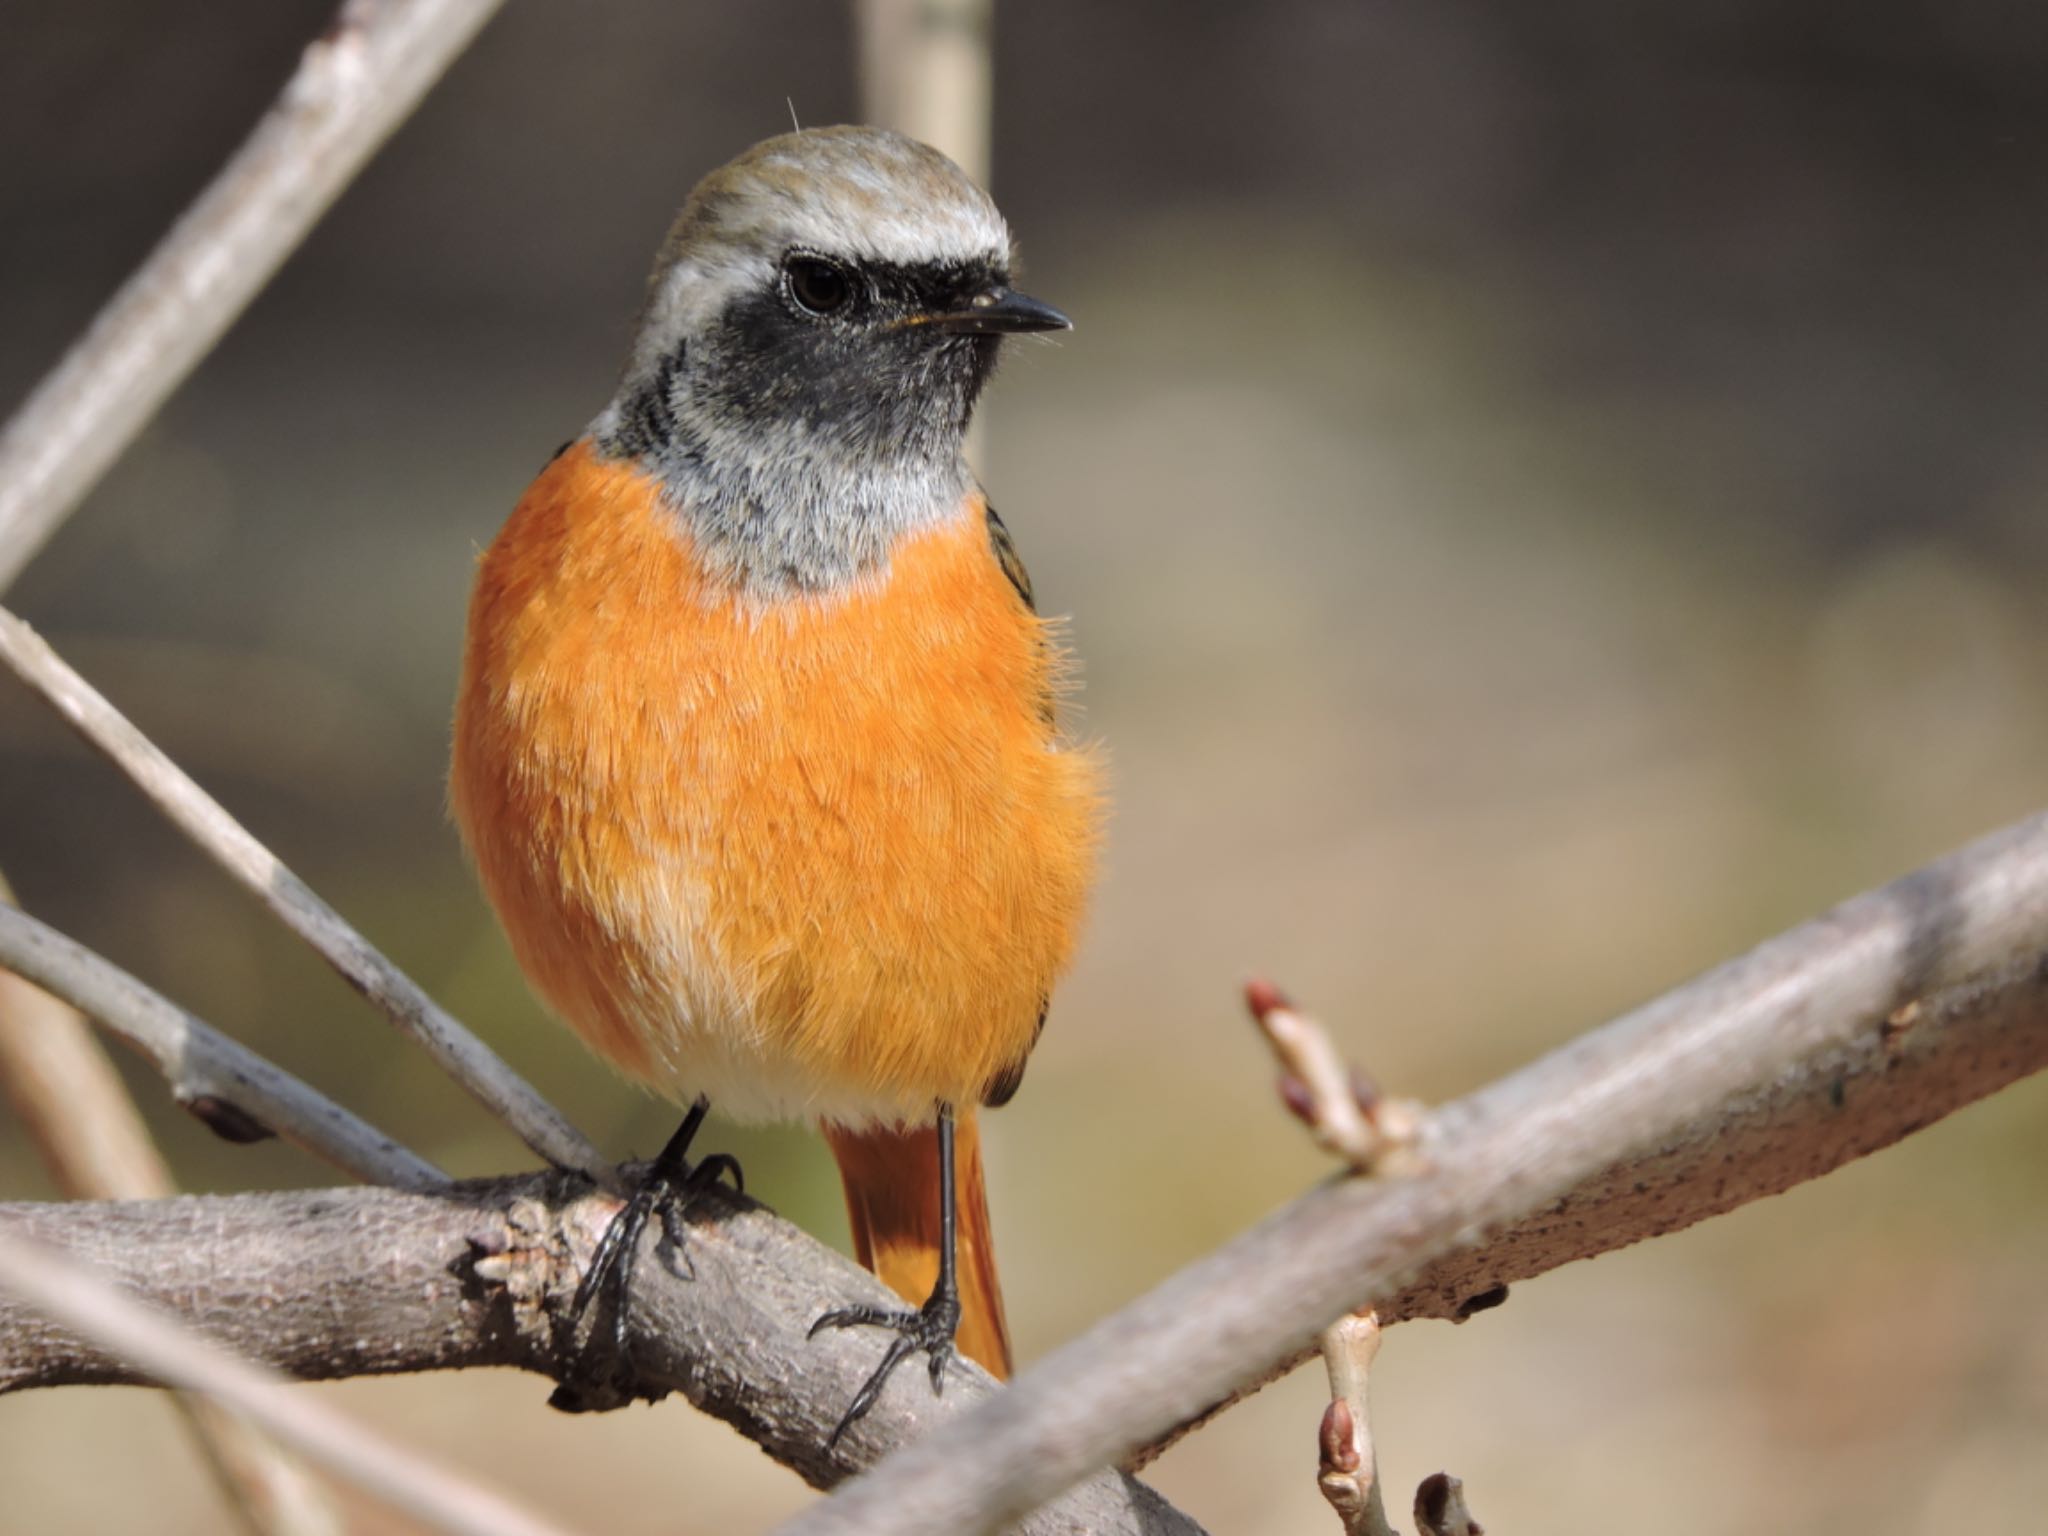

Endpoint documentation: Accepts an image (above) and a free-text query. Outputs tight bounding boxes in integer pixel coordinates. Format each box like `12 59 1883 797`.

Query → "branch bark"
0 1177 1199 1536
0 0 505 593
0 607 606 1186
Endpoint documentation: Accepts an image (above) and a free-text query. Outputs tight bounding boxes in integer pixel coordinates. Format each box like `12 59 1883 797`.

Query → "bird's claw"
810 1288 963 1449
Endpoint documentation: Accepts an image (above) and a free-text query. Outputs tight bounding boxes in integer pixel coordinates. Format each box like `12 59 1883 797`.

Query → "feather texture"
450 440 1101 1126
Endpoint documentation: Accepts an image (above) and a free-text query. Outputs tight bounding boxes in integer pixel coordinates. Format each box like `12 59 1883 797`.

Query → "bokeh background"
4 3 2047 1531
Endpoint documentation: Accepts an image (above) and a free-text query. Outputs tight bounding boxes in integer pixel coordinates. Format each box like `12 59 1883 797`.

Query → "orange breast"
449 440 1101 1125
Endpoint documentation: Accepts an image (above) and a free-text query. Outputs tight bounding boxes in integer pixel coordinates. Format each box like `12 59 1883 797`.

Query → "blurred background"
3 2 2047 1531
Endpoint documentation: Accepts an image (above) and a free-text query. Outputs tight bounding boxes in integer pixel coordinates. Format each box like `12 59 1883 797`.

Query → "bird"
448 125 1101 1439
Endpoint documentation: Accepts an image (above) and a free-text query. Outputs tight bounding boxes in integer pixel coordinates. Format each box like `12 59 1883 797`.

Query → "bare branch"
0 0 505 593
0 1231 578 1536
0 900 444 1191
0 1178 1202 1536
0 608 607 1185
0 879 348 1536
775 810 2048 1536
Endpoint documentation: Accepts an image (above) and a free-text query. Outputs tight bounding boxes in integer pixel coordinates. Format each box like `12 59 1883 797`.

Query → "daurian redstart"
450 126 1101 1435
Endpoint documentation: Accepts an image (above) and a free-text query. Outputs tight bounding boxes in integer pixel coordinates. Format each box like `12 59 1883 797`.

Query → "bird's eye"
785 255 852 316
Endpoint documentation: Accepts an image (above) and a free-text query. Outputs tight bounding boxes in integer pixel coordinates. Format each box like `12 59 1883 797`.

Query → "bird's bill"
923 287 1072 335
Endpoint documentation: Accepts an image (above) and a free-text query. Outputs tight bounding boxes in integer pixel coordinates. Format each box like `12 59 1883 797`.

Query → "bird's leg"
809 1103 963 1448
555 1094 742 1407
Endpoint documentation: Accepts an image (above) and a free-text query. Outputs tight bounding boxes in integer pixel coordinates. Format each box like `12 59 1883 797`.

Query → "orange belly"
449 441 1100 1125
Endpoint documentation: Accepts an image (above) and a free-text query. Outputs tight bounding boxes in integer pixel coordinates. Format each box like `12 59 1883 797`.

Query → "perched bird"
449 126 1101 1435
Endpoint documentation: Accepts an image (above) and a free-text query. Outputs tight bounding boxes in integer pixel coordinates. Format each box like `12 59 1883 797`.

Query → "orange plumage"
450 439 1098 1375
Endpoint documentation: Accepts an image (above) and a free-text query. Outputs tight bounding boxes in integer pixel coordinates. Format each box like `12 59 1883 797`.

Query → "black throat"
596 257 1011 597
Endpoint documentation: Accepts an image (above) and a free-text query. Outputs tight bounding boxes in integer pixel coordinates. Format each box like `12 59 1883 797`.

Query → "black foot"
809 1284 962 1449
550 1097 741 1411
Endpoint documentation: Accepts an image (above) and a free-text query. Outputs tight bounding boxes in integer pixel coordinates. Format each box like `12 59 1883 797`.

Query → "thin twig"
1251 986 1447 1533
773 810 2048 1536
0 607 608 1185
0 879 346 1536
1317 1312 1395 1536
1249 980 1424 1173
0 1231 579 1536
0 0 505 593
0 901 444 1191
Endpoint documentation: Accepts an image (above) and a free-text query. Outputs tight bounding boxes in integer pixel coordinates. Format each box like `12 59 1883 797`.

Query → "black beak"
927 286 1072 335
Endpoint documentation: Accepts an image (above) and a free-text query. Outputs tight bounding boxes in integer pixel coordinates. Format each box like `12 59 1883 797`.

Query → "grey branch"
0 0 505 594
0 900 444 1191
0 1177 1199 1536
0 607 607 1186
7 813 2047 1536
776 810 2048 1536
0 1232 576 1536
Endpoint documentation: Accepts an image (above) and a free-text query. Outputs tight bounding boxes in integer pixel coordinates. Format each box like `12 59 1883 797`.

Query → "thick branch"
0 0 504 593
0 608 606 1186
0 1178 1199 1536
780 811 2048 1536
0 901 443 1191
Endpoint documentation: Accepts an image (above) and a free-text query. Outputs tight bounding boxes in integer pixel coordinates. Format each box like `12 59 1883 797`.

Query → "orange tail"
821 1113 1012 1378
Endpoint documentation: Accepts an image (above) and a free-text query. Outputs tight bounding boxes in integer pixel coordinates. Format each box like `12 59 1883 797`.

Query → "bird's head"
599 126 1067 492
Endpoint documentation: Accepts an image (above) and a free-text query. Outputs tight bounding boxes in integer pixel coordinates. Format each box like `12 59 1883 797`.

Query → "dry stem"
0 0 505 593
0 607 605 1185
0 900 443 1190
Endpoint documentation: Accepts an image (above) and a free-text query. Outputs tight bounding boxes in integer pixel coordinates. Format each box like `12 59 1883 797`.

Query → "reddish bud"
1244 977 1292 1022
1278 1073 1316 1125
1318 1399 1360 1473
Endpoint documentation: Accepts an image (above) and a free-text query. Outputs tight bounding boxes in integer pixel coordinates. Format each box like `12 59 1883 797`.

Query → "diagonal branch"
0 0 506 594
0 900 444 1191
776 809 2048 1536
0 607 607 1185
